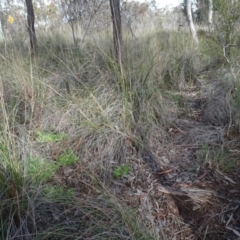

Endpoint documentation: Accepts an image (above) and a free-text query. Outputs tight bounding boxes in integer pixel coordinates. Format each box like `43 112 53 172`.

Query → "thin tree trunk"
186 0 199 44
109 0 123 71
25 0 37 56
0 3 4 40
0 20 4 41
69 21 76 46
208 0 213 32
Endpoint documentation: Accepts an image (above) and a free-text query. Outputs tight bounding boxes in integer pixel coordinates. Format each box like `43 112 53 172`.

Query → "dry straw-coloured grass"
1 22 240 239
201 71 240 128
0 28 172 239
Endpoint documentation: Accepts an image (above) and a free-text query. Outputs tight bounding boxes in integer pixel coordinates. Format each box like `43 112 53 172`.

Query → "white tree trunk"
0 21 4 40
0 3 4 41
186 0 199 44
208 0 213 32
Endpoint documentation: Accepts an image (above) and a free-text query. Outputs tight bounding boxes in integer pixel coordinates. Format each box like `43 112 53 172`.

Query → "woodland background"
0 0 240 239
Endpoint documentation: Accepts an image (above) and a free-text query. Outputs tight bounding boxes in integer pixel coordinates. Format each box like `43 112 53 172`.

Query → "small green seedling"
112 164 130 179
57 150 78 166
36 131 66 143
44 186 73 203
27 157 57 184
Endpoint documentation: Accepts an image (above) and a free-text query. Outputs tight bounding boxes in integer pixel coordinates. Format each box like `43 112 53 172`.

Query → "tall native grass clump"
28 27 210 174
0 28 158 238
0 73 30 238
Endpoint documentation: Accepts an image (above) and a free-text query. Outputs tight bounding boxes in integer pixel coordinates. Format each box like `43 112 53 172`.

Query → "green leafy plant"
213 0 240 57
112 164 130 179
27 157 57 184
44 186 73 203
36 131 67 143
57 150 78 166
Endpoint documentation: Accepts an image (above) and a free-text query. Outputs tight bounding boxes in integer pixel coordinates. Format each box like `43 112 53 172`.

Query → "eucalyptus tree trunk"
208 0 213 32
25 0 37 56
0 20 4 41
186 0 199 43
0 3 4 40
109 0 123 71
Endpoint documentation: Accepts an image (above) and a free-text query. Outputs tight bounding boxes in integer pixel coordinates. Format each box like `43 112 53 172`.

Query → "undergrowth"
0 24 239 239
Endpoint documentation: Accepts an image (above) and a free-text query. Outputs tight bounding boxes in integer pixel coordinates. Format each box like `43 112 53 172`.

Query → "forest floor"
52 73 240 239
120 76 240 239
2 35 240 239
102 76 240 239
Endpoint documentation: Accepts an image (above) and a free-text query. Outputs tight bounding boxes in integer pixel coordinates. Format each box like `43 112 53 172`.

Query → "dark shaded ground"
158 84 240 239
109 82 240 239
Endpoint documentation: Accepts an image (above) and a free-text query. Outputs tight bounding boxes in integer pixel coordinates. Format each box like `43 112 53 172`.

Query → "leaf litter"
107 74 240 239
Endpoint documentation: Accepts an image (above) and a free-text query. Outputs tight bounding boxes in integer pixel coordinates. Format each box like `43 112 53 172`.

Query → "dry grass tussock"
0 29 174 239
201 70 240 130
0 27 240 239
